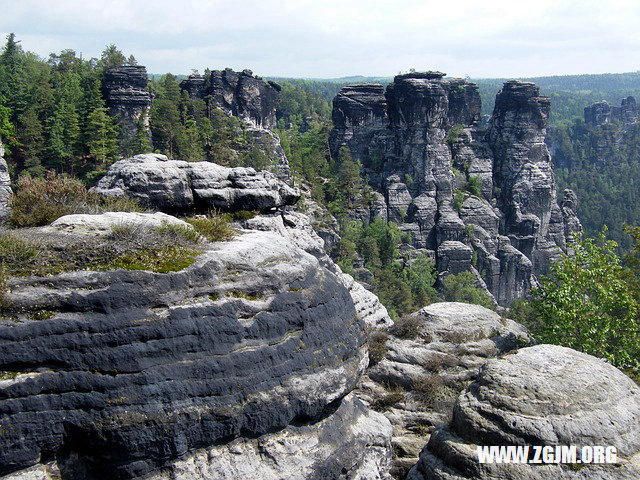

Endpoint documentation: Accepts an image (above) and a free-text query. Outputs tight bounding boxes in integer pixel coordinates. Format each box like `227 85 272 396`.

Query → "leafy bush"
442 271 495 310
185 211 235 242
529 230 640 368
0 233 39 274
445 124 465 146
466 176 482 196
453 190 465 212
9 172 142 227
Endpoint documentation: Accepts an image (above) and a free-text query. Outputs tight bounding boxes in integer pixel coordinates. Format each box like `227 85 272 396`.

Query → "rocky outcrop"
142 393 392 480
408 344 640 480
104 65 153 149
0 211 391 479
356 303 532 477
180 69 289 178
584 96 638 127
91 153 299 212
330 74 580 305
0 137 11 224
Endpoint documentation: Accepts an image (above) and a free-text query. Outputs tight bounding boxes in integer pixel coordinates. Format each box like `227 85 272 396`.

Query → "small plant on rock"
390 314 421 339
185 210 235 242
368 331 389 366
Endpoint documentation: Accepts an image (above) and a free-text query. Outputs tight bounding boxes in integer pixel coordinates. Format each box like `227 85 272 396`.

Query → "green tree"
98 44 126 70
442 271 494 309
530 229 640 368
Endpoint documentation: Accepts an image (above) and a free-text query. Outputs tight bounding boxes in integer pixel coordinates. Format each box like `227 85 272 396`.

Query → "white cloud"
1 0 638 77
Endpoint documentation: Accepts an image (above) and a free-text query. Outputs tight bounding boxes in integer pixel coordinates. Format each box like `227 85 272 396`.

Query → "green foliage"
0 233 38 274
445 124 465 146
466 175 482 196
453 190 465 212
8 173 142 227
529 230 640 368
185 211 235 242
104 245 199 273
442 271 495 309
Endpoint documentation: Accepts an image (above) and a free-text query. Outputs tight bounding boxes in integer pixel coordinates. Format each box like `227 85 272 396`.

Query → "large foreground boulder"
408 345 640 479
357 303 532 476
92 154 299 212
0 213 379 479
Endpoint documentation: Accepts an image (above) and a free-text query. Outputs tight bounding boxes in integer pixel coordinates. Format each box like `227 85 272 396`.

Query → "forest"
1 34 640 358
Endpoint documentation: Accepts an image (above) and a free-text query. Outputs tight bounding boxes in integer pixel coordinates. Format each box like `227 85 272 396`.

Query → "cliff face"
180 69 289 178
0 156 392 480
0 138 11 224
104 65 153 149
584 95 638 127
329 73 580 305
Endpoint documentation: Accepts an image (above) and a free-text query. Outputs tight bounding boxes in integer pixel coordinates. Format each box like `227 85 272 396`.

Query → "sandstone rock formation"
91 153 299 212
408 344 640 480
0 211 392 479
180 69 289 179
104 65 153 149
584 96 638 128
329 74 581 305
0 137 11 224
356 303 532 477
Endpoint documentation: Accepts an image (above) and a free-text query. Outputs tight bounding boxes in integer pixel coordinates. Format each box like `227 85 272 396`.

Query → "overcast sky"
1 0 639 78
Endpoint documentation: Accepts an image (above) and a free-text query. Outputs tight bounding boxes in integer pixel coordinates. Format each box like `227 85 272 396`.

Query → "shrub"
154 222 202 243
412 374 456 410
442 271 495 310
445 124 465 146
368 331 389 365
466 175 482 196
453 190 465 212
391 315 421 339
0 233 39 274
185 211 235 242
103 245 200 273
371 385 405 412
9 172 142 227
529 230 640 369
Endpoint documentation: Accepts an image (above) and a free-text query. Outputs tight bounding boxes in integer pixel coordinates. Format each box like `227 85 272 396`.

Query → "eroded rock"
408 345 640 480
0 221 368 479
92 154 299 212
0 138 11 224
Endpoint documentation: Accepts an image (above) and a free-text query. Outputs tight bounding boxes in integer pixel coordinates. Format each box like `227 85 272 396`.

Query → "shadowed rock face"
0 138 11 223
91 153 300 212
329 74 580 305
180 68 281 130
408 345 640 480
104 65 153 148
0 220 370 479
584 96 638 127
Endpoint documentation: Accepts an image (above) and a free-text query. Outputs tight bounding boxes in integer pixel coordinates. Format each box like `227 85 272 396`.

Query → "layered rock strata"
104 65 153 148
584 96 638 127
92 153 299 213
356 303 532 477
0 212 390 479
408 345 640 480
0 138 11 223
330 74 580 305
180 69 289 179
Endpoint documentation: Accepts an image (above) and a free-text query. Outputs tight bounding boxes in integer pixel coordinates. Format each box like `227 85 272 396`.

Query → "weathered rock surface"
0 216 376 479
329 74 581 305
408 345 640 480
180 70 290 179
141 393 392 480
104 65 153 149
584 96 638 128
356 303 532 477
0 137 11 224
91 153 299 212
47 212 191 236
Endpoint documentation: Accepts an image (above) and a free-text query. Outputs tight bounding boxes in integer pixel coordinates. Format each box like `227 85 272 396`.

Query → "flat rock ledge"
0 220 373 479
408 345 640 480
92 154 300 213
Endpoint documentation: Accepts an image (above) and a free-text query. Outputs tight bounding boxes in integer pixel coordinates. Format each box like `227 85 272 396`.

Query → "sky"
1 0 639 79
